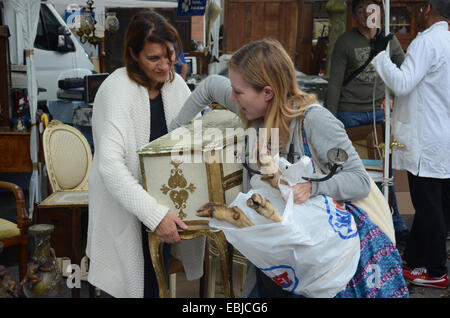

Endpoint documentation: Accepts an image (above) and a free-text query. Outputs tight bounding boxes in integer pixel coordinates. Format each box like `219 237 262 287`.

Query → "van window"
34 4 62 51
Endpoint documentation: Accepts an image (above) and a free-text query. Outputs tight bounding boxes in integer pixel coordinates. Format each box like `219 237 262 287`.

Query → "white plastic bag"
209 157 361 298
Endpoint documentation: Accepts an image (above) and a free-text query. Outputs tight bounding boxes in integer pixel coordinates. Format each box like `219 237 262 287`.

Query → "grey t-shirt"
326 28 405 115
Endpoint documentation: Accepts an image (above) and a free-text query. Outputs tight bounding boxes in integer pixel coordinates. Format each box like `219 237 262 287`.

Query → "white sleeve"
93 87 169 231
371 37 432 96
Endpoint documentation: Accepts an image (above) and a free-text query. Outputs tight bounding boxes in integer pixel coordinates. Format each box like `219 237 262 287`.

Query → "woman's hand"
292 182 312 204
155 211 188 243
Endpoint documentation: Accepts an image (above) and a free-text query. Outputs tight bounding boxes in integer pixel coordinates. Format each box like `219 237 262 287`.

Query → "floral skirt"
335 203 409 298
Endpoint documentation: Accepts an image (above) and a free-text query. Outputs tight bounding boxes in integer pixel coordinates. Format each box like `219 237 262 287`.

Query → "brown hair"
228 38 318 148
123 10 183 88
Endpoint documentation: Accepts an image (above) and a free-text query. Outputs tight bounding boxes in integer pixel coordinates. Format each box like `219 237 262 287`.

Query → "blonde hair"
227 38 318 148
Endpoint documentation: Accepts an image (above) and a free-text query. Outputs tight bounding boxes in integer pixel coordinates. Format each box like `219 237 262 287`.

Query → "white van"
2 1 94 102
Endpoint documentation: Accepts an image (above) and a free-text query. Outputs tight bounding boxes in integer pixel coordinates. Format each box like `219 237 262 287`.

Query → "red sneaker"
403 267 450 289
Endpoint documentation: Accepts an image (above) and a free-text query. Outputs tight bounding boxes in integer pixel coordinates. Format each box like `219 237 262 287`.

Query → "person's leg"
444 178 450 238
404 173 447 277
142 223 171 298
373 108 385 123
336 111 368 128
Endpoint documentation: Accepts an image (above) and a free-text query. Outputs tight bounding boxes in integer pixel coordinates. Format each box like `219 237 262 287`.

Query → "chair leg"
208 254 217 298
240 263 247 294
148 232 169 298
210 231 233 297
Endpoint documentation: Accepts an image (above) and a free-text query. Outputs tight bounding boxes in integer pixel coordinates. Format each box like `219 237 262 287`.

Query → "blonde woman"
169 39 408 298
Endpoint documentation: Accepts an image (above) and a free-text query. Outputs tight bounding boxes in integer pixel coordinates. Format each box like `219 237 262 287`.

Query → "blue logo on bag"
259 265 299 293
323 195 358 239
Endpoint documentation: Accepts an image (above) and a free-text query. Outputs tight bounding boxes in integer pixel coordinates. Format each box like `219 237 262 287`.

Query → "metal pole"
383 0 391 201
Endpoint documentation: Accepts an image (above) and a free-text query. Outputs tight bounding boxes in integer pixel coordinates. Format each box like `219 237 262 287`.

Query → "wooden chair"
35 120 92 297
346 122 396 208
42 120 91 193
0 181 29 281
345 122 384 161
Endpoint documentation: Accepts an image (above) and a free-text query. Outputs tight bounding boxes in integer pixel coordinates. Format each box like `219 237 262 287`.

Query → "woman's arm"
305 107 371 201
168 75 237 131
92 84 169 231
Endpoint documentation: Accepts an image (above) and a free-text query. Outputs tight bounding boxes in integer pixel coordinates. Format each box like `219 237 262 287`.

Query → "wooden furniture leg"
148 227 233 298
148 232 169 298
209 230 233 298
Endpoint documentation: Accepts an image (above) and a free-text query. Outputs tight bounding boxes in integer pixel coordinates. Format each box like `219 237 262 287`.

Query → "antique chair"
0 181 29 281
345 122 384 161
346 122 396 207
35 120 91 297
42 120 91 193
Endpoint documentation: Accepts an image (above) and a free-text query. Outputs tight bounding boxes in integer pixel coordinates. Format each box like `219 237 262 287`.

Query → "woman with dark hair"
86 10 192 298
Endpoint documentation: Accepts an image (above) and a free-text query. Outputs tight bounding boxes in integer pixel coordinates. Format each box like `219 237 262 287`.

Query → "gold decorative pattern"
160 160 196 220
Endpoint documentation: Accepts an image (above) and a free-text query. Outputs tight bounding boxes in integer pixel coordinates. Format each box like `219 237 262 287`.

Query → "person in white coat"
372 0 450 289
86 10 192 297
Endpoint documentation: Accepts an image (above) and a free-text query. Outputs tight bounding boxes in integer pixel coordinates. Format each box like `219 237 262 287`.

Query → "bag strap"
299 105 329 174
300 105 317 158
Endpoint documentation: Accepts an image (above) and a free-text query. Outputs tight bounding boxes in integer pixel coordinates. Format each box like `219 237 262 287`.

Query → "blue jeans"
337 110 409 234
337 109 385 128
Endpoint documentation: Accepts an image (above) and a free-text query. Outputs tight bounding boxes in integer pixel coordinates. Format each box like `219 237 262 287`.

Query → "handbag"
351 179 396 244
299 106 396 244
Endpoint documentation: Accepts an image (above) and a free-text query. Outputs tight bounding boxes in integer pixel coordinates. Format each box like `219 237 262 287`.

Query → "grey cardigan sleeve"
305 107 371 201
168 75 238 131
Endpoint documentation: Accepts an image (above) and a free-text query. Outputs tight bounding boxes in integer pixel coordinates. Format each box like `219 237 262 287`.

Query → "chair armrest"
0 181 29 229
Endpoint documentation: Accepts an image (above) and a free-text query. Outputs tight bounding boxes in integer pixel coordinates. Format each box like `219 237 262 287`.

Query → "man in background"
326 0 409 248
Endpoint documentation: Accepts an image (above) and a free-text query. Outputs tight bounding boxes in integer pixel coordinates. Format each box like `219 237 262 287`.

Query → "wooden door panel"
224 0 299 60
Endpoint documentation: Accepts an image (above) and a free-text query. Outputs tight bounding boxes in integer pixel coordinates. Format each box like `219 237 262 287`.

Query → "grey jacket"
169 74 370 296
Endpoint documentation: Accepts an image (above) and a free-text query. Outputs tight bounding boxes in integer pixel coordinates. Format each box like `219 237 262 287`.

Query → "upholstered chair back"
43 120 92 192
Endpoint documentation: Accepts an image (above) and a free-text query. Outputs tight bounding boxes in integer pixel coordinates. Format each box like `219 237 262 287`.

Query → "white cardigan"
86 68 191 298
